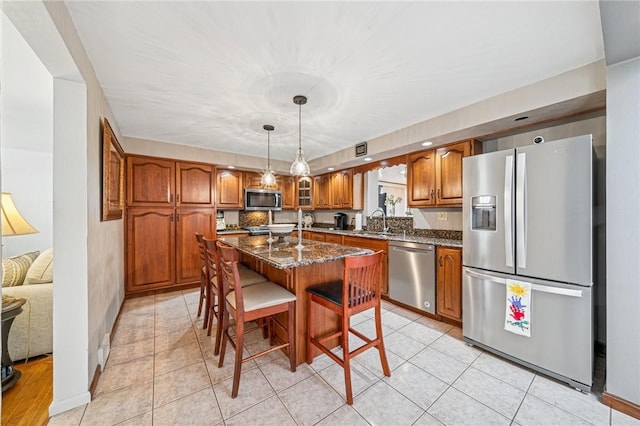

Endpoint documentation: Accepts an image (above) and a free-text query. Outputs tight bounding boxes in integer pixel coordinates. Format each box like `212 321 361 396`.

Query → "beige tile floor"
49 289 638 426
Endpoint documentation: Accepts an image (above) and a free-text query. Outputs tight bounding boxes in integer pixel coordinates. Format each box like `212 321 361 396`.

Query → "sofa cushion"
1 251 40 287
25 249 53 285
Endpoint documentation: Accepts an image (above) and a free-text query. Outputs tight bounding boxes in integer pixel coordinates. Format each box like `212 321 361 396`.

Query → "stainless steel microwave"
244 188 282 211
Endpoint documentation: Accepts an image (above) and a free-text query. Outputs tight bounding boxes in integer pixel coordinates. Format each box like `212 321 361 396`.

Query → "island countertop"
218 235 372 270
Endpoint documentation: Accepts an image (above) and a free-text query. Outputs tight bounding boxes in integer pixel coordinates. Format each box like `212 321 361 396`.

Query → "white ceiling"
65 1 604 163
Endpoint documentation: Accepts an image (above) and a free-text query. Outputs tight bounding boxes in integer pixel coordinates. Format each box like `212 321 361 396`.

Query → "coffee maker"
333 213 348 230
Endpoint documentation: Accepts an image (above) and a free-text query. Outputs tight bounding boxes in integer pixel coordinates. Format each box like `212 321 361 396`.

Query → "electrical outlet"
437 212 448 221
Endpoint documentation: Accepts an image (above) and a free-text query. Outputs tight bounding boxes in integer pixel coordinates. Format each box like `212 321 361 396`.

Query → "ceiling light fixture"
514 116 529 122
422 141 433 147
290 95 310 176
260 124 277 188
328 167 335 171
364 157 372 162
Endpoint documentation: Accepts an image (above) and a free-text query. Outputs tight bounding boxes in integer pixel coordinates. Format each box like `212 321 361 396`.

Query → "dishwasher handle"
391 245 435 254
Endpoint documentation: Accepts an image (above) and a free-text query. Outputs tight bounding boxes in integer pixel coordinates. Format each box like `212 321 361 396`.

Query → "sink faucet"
371 208 390 233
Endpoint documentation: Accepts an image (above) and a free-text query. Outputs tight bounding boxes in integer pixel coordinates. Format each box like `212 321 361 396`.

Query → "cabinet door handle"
176 194 180 203
437 188 441 199
176 213 180 221
430 189 434 199
170 194 174 203
169 214 174 222
439 256 443 267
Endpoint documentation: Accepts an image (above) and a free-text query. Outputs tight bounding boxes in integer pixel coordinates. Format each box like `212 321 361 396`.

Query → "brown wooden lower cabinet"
126 207 214 294
436 246 462 321
342 236 389 295
309 232 326 242
325 234 343 244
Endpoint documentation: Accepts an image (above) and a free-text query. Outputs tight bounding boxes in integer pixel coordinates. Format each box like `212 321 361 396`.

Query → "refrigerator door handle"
465 269 584 298
504 155 514 268
516 152 527 269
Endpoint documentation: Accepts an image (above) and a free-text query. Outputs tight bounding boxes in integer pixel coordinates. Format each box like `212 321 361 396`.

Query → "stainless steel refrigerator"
462 134 593 392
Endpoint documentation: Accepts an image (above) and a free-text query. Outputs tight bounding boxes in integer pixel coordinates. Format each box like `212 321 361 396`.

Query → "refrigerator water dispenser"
471 195 496 231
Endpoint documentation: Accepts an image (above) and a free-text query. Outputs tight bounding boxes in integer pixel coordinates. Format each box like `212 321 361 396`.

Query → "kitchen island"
218 235 371 365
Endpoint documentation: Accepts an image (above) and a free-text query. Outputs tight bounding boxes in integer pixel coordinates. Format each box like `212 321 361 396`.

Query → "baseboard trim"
88 364 101 398
125 282 199 298
602 391 640 420
48 391 91 417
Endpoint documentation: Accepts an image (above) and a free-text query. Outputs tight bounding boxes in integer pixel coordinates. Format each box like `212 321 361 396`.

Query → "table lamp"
1 192 38 236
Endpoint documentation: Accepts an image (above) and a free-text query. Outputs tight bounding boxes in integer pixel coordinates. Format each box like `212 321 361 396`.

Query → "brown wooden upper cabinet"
127 156 214 208
313 174 331 209
243 171 263 189
278 176 297 210
331 169 353 209
408 139 477 208
311 169 354 210
407 150 436 207
216 169 244 209
435 141 473 206
296 177 313 210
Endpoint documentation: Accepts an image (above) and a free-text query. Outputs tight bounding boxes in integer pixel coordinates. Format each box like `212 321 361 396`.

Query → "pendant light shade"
260 124 277 188
289 95 311 176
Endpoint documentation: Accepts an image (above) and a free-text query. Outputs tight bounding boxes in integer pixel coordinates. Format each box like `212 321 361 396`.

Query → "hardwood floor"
1 355 52 426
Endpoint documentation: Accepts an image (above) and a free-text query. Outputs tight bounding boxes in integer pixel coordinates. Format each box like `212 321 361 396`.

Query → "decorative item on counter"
354 213 363 231
296 208 304 249
268 223 295 243
302 212 314 228
385 194 402 217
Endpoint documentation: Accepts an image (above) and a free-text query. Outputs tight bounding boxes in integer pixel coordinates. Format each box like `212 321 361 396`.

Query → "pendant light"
289 95 311 176
260 124 277 188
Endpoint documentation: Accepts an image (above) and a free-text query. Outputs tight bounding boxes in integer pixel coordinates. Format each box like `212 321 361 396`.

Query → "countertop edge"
299 227 463 248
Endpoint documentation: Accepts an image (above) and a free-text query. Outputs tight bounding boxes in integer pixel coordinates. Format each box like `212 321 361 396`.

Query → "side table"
2 296 26 392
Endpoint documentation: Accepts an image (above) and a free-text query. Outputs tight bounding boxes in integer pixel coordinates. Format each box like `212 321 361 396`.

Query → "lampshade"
1 193 38 236
260 124 277 188
290 95 311 176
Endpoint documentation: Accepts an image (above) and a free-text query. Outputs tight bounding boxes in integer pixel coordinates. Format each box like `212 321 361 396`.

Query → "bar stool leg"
375 304 391 377
342 312 354 405
231 320 245 398
306 293 314 364
288 301 296 372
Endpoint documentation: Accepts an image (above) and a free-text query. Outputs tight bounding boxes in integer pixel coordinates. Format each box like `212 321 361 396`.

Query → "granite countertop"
302 227 463 248
218 235 372 269
217 229 249 235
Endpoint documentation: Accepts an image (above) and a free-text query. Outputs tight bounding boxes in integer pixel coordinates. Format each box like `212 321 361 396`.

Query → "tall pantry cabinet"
125 155 216 294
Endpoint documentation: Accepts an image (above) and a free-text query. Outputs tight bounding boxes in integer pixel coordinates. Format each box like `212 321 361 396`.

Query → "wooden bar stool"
195 233 210 329
203 238 268 353
216 242 296 398
306 251 390 404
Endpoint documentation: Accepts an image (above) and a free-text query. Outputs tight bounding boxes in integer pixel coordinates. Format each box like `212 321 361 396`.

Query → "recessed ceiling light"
422 141 433 146
514 116 529 122
228 165 235 169
328 167 335 171
364 157 372 162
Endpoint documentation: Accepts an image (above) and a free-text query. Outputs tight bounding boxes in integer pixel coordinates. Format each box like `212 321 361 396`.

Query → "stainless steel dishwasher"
388 241 436 314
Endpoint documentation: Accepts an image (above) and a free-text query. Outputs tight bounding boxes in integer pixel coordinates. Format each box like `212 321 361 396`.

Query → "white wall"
2 1 126 415
0 12 53 257
605 56 640 405
1 149 53 256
